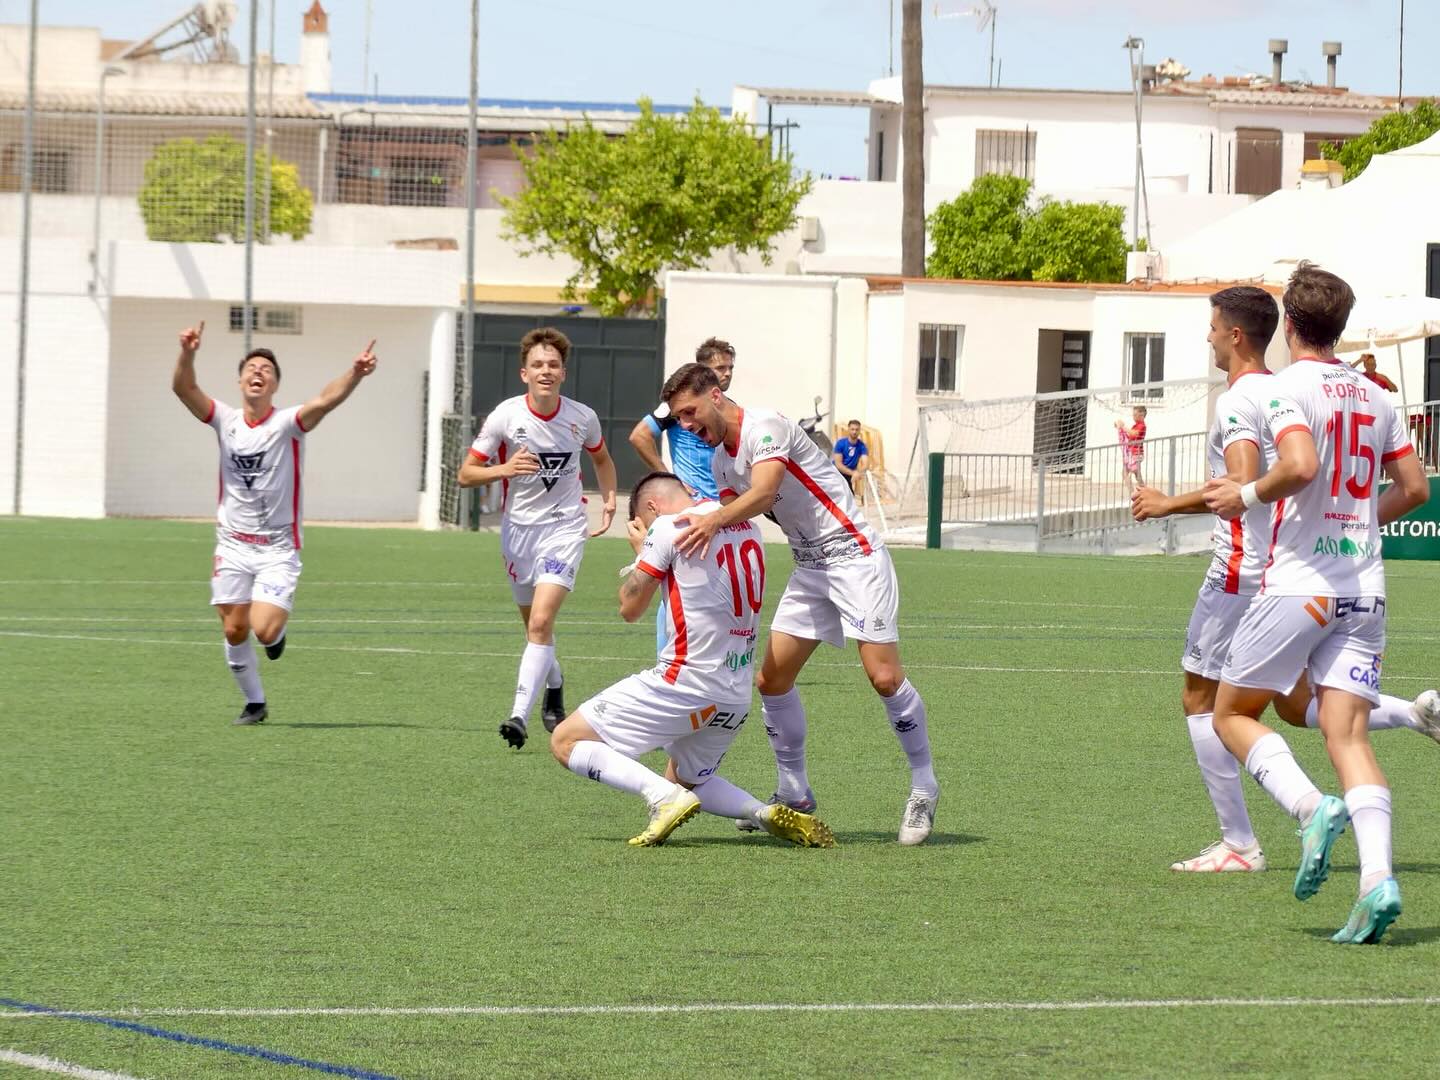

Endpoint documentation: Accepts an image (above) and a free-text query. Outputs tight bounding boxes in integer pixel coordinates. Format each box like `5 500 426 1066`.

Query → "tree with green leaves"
926 175 1126 283
1322 100 1440 182
500 98 812 317
138 135 313 243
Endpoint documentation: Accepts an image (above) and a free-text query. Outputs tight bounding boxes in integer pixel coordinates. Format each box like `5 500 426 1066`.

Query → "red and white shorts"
211 532 301 611
1221 593 1387 705
501 518 587 604
771 548 901 648
578 670 750 785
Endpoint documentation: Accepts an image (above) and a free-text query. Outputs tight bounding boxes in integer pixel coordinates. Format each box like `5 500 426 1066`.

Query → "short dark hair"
661 362 720 404
1282 261 1355 351
628 470 685 523
695 337 736 365
1133 405 1148 417
1209 286 1279 348
520 327 571 366
238 347 281 381
848 418 862 427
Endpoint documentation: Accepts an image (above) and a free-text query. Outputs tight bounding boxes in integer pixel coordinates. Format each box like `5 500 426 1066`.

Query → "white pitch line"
3 997 1440 1021
1 629 1433 682
0 1048 146 1080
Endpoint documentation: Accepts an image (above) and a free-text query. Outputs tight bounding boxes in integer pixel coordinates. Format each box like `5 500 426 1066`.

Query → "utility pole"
243 0 257 353
900 0 925 277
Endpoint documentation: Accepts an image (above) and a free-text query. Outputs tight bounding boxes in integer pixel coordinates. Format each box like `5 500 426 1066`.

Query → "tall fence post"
1165 434 1179 556
1035 455 1046 553
926 452 944 549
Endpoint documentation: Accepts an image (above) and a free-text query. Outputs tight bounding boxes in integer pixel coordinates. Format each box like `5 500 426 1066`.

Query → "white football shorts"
770 547 901 648
578 671 750 785
501 518 587 604
210 532 301 611
1181 586 1254 681
1221 593 1387 705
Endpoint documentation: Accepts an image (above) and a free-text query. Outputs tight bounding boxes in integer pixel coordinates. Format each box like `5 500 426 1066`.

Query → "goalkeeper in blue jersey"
628 337 737 649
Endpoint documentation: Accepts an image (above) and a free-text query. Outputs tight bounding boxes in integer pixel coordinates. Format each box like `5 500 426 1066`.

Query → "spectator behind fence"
832 419 870 501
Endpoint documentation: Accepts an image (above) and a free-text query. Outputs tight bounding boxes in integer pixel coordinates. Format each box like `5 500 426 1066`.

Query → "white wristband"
1240 481 1262 509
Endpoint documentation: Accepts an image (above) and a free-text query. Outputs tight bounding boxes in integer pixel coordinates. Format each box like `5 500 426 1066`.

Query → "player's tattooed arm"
617 568 661 623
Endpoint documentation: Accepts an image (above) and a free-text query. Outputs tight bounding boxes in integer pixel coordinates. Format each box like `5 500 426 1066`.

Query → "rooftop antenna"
933 0 996 87
115 1 237 63
363 0 374 97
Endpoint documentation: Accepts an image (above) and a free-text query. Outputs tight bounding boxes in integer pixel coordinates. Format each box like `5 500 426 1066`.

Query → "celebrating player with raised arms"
171 322 378 725
663 363 940 845
457 327 617 749
1206 263 1429 943
549 471 834 848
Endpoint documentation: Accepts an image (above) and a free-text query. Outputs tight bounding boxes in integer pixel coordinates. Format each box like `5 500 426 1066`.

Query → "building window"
388 156 452 207
974 128 1035 181
1124 332 1165 399
918 323 962 393
2 145 72 193
229 304 303 335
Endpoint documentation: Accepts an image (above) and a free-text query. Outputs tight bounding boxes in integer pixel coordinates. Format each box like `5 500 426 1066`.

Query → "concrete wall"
105 297 435 521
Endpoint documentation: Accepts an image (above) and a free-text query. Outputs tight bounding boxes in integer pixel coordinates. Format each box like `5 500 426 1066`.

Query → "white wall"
0 240 108 516
105 298 435 522
662 272 840 428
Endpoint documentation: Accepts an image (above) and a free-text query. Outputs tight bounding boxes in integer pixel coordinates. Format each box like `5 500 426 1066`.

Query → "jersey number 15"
1327 410 1377 499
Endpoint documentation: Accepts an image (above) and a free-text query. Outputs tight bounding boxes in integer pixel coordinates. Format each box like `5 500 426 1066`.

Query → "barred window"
974 129 1035 181
918 323 962 393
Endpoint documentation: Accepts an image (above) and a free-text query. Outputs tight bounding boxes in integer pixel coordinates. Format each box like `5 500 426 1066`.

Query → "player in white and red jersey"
171 322 377 725
661 363 940 846
548 471 835 848
1206 263 1429 944
457 327 618 750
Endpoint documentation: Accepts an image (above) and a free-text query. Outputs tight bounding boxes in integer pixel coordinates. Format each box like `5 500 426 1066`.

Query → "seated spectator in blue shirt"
832 420 870 494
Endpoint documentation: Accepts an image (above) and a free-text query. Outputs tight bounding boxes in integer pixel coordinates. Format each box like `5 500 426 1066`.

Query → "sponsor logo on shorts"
541 556 571 577
259 581 291 600
688 705 745 731
586 766 602 782
1349 653 1383 690
592 700 609 716
842 611 866 632
872 615 886 632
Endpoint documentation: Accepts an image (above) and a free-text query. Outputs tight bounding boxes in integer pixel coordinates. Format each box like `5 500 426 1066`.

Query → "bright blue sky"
25 0 1440 178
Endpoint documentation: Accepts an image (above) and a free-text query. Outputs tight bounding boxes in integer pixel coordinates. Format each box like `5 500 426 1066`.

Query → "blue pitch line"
0 998 400 1080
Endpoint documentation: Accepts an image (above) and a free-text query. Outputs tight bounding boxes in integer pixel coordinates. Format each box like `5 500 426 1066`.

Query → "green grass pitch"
3 515 1440 1079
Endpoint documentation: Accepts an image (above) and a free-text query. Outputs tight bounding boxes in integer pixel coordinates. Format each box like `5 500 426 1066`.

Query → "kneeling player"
549 472 835 848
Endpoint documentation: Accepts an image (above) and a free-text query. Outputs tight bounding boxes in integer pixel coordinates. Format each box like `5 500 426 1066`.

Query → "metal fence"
927 431 1208 552
927 398 1440 554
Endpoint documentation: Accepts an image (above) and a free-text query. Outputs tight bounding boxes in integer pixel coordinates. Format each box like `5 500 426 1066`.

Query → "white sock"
883 679 938 796
566 740 675 804
1345 784 1393 895
1370 694 1421 731
761 688 810 802
1305 694 1420 732
1243 732 1321 821
692 775 764 821
224 638 264 703
545 657 564 690
1186 713 1256 849
511 642 555 722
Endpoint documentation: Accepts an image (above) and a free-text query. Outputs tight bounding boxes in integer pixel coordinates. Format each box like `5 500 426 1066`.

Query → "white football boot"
1170 839 1266 872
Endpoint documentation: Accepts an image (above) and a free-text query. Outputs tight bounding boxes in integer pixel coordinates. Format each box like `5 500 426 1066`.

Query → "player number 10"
716 539 765 616
1327 410 1376 499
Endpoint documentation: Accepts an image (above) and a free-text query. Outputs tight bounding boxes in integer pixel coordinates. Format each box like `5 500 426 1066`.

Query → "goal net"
893 375 1223 523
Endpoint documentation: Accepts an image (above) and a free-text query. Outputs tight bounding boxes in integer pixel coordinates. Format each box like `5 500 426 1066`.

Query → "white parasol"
1335 295 1440 415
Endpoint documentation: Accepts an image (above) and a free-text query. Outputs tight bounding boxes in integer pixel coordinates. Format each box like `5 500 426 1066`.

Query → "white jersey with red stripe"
635 502 764 700
204 399 307 548
468 394 603 527
711 407 880 569
1258 358 1413 598
1202 372 1276 596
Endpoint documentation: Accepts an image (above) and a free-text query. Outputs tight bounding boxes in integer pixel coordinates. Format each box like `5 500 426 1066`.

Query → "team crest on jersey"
229 450 267 489
536 451 573 491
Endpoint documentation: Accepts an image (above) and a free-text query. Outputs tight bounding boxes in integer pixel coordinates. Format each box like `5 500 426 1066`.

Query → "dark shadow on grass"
266 722 421 729
1298 925 1440 947
831 830 985 848
645 831 984 848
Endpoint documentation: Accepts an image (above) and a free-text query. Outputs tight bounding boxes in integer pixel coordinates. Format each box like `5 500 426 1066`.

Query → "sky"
16 0 1440 178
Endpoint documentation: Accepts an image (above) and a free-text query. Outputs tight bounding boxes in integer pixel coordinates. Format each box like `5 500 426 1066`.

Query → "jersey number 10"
717 539 765 616
1327 410 1376 499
